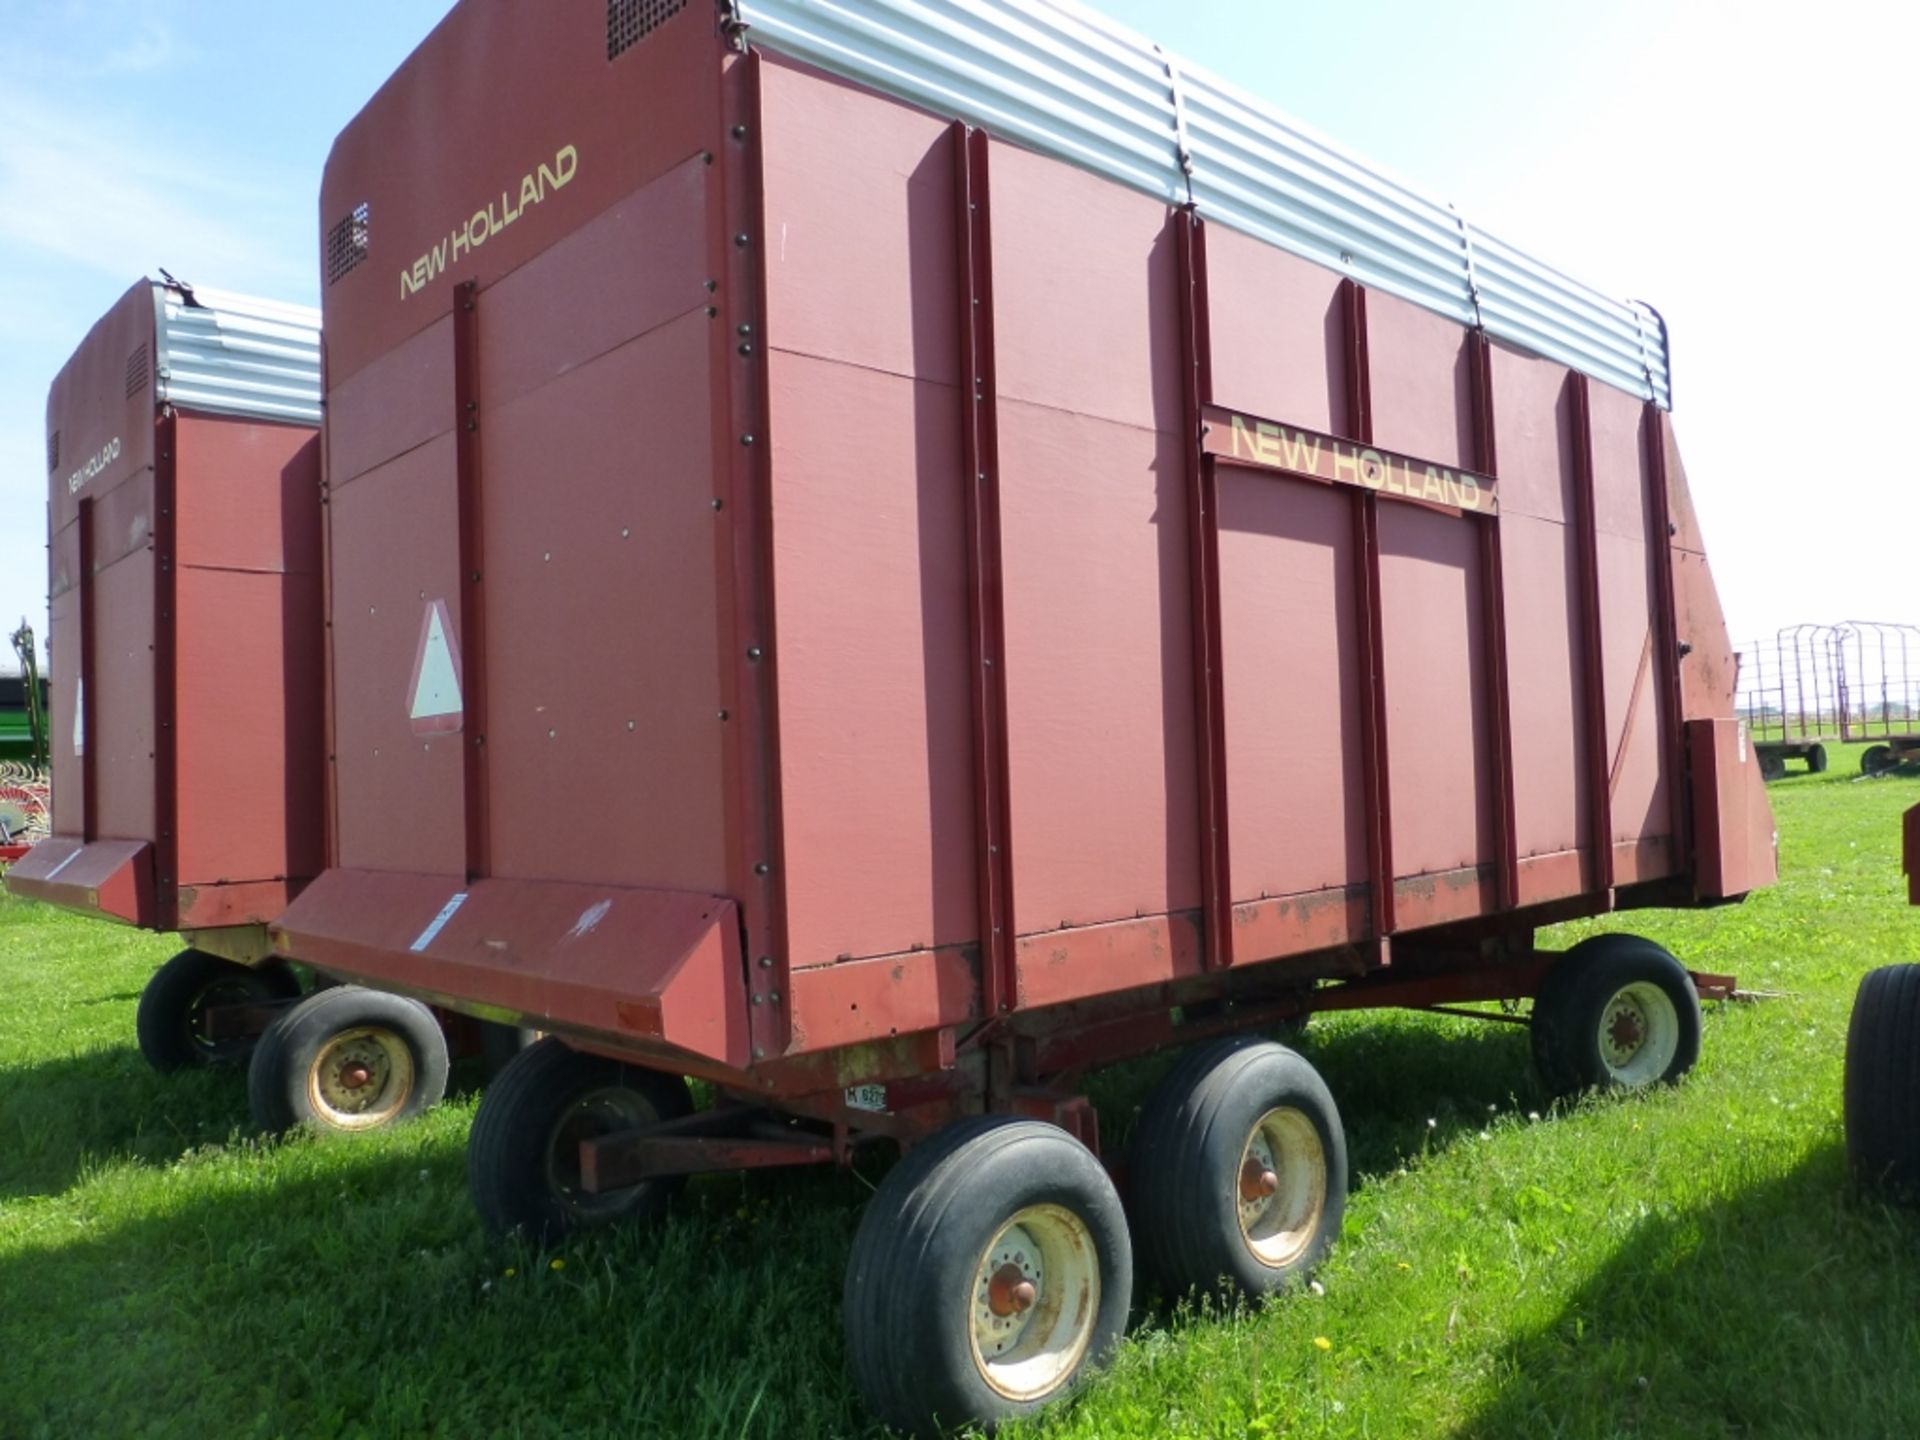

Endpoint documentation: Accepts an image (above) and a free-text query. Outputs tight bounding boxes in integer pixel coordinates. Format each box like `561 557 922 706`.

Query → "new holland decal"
399 144 579 300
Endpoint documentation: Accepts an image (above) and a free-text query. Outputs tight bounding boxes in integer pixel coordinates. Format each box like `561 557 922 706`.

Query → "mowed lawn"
3 744 1919 1439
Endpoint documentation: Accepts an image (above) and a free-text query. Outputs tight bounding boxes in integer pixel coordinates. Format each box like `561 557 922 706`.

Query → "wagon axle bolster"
578 1127 837 1193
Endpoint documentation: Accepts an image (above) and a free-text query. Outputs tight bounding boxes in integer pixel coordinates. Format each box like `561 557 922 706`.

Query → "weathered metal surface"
292 0 1768 1096
4 835 153 925
153 283 321 425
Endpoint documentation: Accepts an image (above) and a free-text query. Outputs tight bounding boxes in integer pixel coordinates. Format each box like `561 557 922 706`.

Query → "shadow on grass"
0 1045 251 1201
0 1138 878 1440
1452 1139 1920 1440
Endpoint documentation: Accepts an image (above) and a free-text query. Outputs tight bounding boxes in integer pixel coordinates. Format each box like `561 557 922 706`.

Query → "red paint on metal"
452 281 490 879
953 121 1017 1014
4 836 154 925
1342 282 1394 942
580 1131 837 1193
787 946 979 1053
272 867 749 1067
1469 333 1520 911
290 10 1774 1110
76 496 98 842
151 414 178 930
1568 375 1616 891
1686 719 1777 898
1905 804 1920 906
1177 212 1231 971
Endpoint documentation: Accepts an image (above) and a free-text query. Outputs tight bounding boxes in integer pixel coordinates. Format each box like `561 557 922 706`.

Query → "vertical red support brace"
1468 335 1518 911
152 413 179 930
1176 209 1231 970
1568 374 1615 892
76 495 97 844
1641 404 1688 868
723 53 791 1061
452 279 491 882
953 124 1017 1013
1342 281 1394 941
318 352 341 869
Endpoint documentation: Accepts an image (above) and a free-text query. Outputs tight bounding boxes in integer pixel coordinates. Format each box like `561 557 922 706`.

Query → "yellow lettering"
1276 428 1320 475
1254 420 1282 467
519 174 540 210
1230 413 1255 461
1458 475 1482 510
1423 465 1448 502
1330 444 1361 486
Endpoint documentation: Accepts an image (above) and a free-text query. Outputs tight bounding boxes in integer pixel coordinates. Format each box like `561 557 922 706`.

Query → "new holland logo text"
399 143 579 301
66 436 121 496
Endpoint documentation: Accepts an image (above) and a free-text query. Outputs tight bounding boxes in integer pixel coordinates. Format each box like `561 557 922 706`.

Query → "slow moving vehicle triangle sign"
408 599 463 736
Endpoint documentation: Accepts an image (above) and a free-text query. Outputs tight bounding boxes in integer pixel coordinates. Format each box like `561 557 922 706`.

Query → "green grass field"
4 744 1918 1438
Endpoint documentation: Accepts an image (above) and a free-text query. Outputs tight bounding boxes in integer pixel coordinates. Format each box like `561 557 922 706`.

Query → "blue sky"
1 0 1913 671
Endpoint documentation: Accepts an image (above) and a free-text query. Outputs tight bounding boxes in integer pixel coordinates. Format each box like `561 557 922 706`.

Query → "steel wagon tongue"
285 0 1773 1430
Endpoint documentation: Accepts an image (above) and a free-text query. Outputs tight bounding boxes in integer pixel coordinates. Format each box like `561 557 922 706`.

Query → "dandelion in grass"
1313 1336 1332 1352
1395 1261 1412 1271
504 1266 517 1278
550 1258 566 1272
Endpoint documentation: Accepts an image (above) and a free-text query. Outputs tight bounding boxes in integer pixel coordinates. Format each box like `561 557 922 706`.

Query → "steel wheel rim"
1236 1107 1327 1268
968 1203 1100 1402
544 1084 656 1219
305 1025 416 1130
1596 980 1680 1086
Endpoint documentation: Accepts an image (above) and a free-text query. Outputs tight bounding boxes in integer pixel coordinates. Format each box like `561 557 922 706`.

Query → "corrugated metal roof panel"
152 282 323 426
731 0 1673 408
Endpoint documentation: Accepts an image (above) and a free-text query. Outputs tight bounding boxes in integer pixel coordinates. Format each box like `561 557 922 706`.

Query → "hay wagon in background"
263 0 1778 1430
1737 621 1920 778
3 280 517 1130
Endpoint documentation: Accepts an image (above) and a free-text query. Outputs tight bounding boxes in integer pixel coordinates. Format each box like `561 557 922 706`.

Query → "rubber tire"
467 1037 693 1243
248 985 450 1134
844 1117 1132 1438
1806 744 1829 775
1759 752 1786 782
1844 964 1920 1202
136 948 301 1073
1530 934 1701 1096
1129 1037 1345 1300
1863 744 1894 777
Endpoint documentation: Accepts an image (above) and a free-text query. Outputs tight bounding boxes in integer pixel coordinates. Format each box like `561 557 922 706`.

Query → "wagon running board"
269 868 749 1068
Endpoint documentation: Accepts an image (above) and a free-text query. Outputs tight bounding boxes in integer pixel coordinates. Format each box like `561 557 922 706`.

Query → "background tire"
468 1037 692 1242
136 948 300 1073
1863 744 1894 777
1130 1037 1344 1300
1806 744 1829 775
844 1117 1131 1438
1844 964 1920 1203
248 986 449 1134
1759 752 1786 782
1531 934 1701 1096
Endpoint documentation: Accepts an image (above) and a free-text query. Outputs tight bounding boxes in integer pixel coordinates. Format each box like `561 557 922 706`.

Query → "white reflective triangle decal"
408 600 463 735
72 677 84 756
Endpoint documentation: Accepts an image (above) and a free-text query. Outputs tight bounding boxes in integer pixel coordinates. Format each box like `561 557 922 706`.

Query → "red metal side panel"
1688 719 1776 897
46 566 81 837
988 140 1199 935
90 491 157 844
47 281 157 536
1489 345 1590 898
326 433 464 877
1663 427 1738 723
318 0 723 389
172 417 323 891
1204 225 1348 431
479 310 726 891
1365 294 1493 899
1215 473 1368 903
758 65 977 967
1587 382 1671 871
